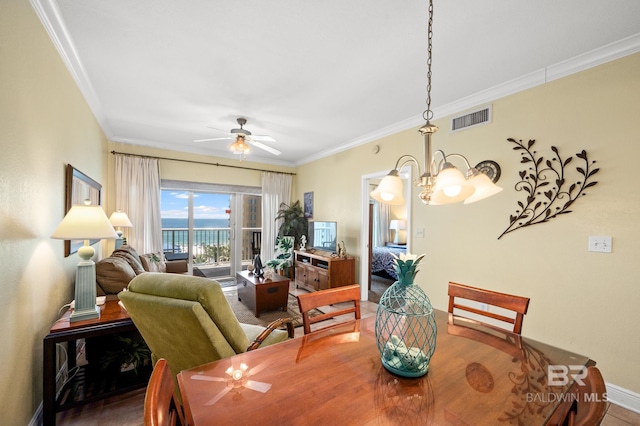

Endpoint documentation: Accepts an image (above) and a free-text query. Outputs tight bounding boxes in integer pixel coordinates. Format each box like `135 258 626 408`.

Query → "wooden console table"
43 298 149 426
236 270 289 317
293 250 355 292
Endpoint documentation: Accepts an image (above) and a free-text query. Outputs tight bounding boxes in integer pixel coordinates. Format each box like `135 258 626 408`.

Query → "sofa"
96 245 188 296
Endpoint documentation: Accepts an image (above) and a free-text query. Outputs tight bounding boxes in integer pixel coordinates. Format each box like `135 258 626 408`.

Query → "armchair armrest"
247 317 294 351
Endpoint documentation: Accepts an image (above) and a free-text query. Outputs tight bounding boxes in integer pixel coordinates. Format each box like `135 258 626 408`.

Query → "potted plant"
275 200 308 250
99 334 151 375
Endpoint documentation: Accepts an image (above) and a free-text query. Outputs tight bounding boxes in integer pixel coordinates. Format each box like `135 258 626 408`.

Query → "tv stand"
294 250 355 292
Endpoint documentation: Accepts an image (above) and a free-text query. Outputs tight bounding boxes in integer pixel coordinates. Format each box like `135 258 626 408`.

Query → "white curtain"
115 154 163 254
261 172 292 262
373 200 391 247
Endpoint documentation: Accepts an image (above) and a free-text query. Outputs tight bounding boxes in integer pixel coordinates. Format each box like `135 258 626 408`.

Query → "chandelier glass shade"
369 0 502 206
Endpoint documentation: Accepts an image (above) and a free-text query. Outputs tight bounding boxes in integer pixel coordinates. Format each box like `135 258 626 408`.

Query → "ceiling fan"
194 117 281 157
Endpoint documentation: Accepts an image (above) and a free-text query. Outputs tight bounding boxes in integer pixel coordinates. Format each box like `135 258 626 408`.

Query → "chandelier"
370 0 502 206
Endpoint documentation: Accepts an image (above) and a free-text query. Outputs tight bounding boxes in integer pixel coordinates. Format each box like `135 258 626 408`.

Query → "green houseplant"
275 200 308 249
99 334 151 375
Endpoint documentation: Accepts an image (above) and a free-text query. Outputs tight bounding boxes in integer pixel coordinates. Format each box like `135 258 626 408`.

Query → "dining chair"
447 281 530 334
567 366 607 426
144 358 185 426
296 284 361 334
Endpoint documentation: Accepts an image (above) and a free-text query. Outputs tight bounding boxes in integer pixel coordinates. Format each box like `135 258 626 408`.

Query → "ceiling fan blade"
251 134 276 143
248 140 282 156
194 137 233 143
206 126 232 134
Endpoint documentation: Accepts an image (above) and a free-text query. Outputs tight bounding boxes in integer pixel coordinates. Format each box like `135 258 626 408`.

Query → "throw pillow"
96 257 137 295
139 253 167 273
111 249 146 275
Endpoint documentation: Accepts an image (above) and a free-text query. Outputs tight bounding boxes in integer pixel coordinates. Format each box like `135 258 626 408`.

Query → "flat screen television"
307 221 337 253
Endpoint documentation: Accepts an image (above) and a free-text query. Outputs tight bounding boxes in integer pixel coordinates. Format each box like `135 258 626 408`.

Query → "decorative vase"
375 253 437 378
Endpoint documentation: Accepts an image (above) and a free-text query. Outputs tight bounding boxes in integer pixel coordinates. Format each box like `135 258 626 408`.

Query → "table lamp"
389 219 406 244
51 200 118 322
109 210 133 249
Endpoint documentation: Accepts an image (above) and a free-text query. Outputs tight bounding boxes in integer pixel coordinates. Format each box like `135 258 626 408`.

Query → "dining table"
177 310 592 425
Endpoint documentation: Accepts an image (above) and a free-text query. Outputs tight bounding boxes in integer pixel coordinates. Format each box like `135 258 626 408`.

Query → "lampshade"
430 165 475 205
464 171 504 204
52 204 119 241
389 219 406 231
51 202 118 322
109 210 133 228
370 172 405 205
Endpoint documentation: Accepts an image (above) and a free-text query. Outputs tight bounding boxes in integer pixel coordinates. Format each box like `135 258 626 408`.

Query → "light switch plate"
588 236 612 253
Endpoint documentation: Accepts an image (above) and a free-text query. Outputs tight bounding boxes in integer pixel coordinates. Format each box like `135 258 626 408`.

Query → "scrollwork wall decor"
498 138 599 240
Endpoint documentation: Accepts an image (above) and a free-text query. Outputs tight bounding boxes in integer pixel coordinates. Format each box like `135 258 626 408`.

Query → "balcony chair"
144 358 185 426
118 273 293 398
296 284 361 334
251 231 261 256
266 236 294 276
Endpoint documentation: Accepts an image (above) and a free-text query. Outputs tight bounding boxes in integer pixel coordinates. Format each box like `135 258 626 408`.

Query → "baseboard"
607 382 640 414
29 402 42 426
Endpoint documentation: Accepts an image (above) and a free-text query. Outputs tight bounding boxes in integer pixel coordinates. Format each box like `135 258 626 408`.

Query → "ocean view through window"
161 189 261 279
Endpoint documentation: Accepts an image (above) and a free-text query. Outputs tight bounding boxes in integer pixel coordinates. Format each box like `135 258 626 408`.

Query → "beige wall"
296 53 640 394
0 0 110 424
2 1 639 422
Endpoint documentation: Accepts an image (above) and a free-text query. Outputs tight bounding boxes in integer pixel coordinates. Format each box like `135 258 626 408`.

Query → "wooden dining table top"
177 310 591 426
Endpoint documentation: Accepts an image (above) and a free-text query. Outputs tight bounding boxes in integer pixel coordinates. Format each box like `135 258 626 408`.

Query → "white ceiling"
33 0 640 166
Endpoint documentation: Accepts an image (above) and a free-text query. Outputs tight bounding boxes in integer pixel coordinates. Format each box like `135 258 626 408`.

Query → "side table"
43 298 148 426
236 270 290 317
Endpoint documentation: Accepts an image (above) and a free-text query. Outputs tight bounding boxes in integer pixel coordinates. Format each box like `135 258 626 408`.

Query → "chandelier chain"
423 0 434 123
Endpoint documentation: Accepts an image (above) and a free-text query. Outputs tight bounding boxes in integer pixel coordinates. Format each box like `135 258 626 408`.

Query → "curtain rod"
110 150 296 176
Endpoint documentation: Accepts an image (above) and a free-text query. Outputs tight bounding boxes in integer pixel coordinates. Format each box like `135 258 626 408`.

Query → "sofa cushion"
111 247 146 275
139 252 167 273
96 257 137 295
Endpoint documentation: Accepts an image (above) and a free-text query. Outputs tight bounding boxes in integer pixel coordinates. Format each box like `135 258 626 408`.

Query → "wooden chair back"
448 281 530 334
296 284 361 334
567 366 607 426
144 358 185 426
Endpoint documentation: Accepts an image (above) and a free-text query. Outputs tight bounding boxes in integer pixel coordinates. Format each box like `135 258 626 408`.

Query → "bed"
371 246 407 280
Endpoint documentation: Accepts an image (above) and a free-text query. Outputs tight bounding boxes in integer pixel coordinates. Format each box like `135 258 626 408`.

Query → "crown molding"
30 0 640 167
30 0 114 139
298 33 640 166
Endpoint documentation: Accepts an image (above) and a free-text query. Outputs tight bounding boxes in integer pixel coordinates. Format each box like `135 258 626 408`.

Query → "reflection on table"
178 310 591 425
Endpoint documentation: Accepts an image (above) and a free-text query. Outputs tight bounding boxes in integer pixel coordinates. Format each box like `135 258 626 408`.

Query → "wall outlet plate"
588 236 612 253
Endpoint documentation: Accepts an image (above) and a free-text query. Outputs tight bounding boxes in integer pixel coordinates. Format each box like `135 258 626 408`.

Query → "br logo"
547 365 587 386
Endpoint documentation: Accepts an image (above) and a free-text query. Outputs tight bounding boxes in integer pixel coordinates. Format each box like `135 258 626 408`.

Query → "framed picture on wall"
304 191 313 219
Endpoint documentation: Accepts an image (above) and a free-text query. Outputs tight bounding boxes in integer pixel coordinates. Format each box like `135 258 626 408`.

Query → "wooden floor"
56 285 640 425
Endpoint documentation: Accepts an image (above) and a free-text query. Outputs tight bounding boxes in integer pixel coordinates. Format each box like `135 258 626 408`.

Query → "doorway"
359 168 412 302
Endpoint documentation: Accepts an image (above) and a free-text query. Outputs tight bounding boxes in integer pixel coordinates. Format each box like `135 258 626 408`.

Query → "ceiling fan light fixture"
229 135 251 156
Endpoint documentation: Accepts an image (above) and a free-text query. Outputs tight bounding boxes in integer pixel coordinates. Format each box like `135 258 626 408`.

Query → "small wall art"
304 191 313 219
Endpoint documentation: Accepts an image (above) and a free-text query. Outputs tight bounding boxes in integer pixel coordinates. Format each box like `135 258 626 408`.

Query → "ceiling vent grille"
451 105 492 132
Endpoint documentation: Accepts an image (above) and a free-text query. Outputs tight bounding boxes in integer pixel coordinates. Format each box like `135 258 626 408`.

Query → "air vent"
451 105 492 132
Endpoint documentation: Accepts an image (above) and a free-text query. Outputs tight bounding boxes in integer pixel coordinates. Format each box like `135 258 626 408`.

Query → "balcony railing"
162 227 259 266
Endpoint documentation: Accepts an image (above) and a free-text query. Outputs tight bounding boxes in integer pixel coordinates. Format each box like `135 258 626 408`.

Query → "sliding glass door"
161 187 261 279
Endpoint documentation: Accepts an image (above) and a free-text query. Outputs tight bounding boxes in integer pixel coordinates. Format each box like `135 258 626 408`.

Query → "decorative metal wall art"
498 138 599 240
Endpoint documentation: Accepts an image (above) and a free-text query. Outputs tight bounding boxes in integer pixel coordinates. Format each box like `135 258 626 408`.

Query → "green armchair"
118 273 293 387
